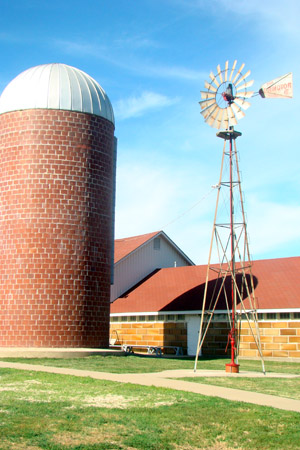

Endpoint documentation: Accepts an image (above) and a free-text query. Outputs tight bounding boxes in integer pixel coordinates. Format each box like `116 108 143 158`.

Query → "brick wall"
110 321 187 350
0 109 115 347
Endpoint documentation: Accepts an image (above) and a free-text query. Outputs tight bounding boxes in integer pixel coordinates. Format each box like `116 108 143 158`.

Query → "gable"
111 231 194 301
114 231 159 263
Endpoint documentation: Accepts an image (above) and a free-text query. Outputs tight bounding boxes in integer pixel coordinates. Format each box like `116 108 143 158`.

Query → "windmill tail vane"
259 72 293 99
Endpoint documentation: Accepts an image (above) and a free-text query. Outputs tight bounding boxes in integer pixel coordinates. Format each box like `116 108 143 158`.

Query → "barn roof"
114 230 194 265
114 231 160 263
111 256 300 313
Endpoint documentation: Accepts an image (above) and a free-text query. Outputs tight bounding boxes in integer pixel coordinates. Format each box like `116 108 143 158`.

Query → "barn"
110 231 300 360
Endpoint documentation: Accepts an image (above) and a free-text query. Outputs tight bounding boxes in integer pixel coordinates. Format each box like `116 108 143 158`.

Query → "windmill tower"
194 61 265 373
194 63 293 373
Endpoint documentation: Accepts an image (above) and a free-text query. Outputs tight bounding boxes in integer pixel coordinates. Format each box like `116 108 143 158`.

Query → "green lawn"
0 368 300 450
177 376 300 400
2 354 300 374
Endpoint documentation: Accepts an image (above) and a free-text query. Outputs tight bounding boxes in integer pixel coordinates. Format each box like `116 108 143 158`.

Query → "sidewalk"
0 361 299 413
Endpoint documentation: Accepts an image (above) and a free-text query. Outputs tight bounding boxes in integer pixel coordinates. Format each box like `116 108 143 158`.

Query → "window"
176 314 185 321
157 315 165 321
146 315 155 321
294 312 300 319
215 313 227 321
257 313 264 321
266 313 276 320
153 238 161 250
279 312 290 320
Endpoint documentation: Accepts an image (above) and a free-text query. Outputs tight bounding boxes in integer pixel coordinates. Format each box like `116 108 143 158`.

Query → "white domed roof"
0 63 114 124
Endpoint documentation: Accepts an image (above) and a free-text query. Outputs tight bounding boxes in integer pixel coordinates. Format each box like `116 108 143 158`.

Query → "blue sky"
0 0 299 264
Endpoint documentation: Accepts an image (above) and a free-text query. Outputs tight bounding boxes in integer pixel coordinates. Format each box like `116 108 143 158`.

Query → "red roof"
114 231 160 263
111 257 300 313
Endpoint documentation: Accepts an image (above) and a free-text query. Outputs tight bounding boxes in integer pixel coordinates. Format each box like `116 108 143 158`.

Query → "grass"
177 376 300 401
2 354 300 374
0 367 300 450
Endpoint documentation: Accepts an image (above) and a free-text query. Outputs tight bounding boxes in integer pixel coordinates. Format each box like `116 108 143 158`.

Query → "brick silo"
0 64 116 347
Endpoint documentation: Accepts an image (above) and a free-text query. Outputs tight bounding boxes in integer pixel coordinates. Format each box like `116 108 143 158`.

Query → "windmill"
194 61 293 373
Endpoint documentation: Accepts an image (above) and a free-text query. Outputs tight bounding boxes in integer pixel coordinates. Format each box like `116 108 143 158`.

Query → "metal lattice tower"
194 127 265 373
194 61 293 373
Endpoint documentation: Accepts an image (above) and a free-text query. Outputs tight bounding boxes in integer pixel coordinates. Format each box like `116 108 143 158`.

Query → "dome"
0 63 114 124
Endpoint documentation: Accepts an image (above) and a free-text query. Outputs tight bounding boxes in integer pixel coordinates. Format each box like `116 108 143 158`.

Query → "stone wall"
239 320 300 359
110 319 300 359
110 321 187 350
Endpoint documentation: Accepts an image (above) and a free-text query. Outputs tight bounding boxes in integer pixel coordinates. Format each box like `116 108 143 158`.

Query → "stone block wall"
110 321 187 350
239 320 300 359
110 318 300 359
202 322 231 356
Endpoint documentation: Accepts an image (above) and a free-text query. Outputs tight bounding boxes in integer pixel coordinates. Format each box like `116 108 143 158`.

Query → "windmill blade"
229 60 237 81
224 61 229 82
231 102 246 120
227 106 238 126
206 107 221 127
200 91 216 100
209 71 220 88
217 64 223 84
199 60 252 129
235 91 254 99
236 79 254 90
213 108 225 129
234 97 251 110
232 63 245 84
206 107 224 129
220 108 229 129
201 103 218 119
202 103 218 119
199 98 216 110
204 80 217 92
235 69 251 86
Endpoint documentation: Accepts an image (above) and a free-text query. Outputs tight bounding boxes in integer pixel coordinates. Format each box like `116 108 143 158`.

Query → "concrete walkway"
0 361 300 413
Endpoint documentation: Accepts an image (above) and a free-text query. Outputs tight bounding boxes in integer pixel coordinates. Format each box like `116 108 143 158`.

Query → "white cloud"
176 0 300 38
166 194 300 265
246 196 300 258
53 38 204 81
115 163 179 237
114 157 216 263
53 39 106 57
114 91 179 120
146 65 205 81
0 32 23 43
113 36 161 50
219 0 300 37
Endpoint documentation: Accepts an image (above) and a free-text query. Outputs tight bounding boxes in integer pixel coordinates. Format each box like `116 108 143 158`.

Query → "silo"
0 63 116 347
